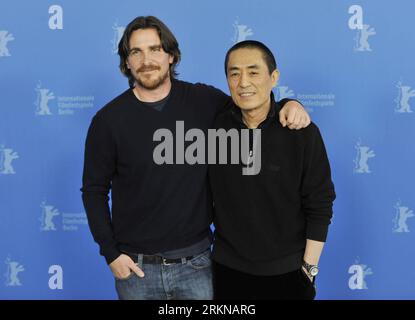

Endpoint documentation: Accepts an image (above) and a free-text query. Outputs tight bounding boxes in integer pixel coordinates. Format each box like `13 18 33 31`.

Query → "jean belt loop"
137 254 143 268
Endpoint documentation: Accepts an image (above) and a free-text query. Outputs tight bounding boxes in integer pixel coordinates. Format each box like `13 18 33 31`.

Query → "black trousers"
213 261 316 300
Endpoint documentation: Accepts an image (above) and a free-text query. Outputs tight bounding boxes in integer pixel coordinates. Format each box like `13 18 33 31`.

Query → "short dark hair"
118 16 181 88
224 40 277 76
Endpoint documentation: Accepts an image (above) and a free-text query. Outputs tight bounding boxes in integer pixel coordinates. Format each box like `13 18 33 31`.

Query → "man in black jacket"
210 40 336 300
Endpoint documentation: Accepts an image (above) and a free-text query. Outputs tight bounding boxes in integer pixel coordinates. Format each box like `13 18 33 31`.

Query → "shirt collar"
229 91 279 129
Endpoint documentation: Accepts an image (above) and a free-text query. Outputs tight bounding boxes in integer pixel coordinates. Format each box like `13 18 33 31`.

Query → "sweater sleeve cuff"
103 246 122 265
306 223 329 242
278 97 302 107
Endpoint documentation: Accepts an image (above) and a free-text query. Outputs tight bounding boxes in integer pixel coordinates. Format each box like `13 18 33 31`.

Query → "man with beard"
81 16 310 300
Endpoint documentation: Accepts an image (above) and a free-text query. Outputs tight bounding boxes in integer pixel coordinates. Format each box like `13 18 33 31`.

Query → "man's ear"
271 69 280 88
169 54 174 64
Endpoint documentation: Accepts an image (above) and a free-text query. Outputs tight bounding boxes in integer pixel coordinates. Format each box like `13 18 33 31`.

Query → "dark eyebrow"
129 44 161 52
228 64 260 72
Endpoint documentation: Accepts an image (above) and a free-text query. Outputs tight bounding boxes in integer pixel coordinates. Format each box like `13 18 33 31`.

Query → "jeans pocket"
115 263 141 282
115 271 135 282
188 249 212 270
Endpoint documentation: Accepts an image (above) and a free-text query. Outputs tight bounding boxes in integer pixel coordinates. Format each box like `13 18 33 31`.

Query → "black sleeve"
194 83 232 115
201 84 304 117
80 112 120 264
276 98 304 112
301 124 336 242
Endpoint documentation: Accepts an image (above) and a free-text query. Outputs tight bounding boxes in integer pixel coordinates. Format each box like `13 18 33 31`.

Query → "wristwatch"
302 260 319 277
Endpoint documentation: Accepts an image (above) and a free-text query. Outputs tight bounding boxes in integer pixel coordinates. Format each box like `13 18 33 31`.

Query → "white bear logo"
0 31 14 57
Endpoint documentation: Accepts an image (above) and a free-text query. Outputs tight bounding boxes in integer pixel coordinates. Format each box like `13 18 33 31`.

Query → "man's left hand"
279 100 311 129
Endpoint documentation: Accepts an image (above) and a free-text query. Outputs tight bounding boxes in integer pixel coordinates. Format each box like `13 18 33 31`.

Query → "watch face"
310 267 319 276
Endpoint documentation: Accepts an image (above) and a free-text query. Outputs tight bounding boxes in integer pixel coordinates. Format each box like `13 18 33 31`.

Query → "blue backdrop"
1 0 414 299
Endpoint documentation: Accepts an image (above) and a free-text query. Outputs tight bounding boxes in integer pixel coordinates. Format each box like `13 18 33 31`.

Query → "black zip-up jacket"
209 95 336 276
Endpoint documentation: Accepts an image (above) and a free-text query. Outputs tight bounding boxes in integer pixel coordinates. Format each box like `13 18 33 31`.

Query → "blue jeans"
115 249 213 300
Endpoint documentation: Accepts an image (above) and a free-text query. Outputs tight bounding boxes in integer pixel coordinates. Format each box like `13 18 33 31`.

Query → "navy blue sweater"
81 80 228 264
